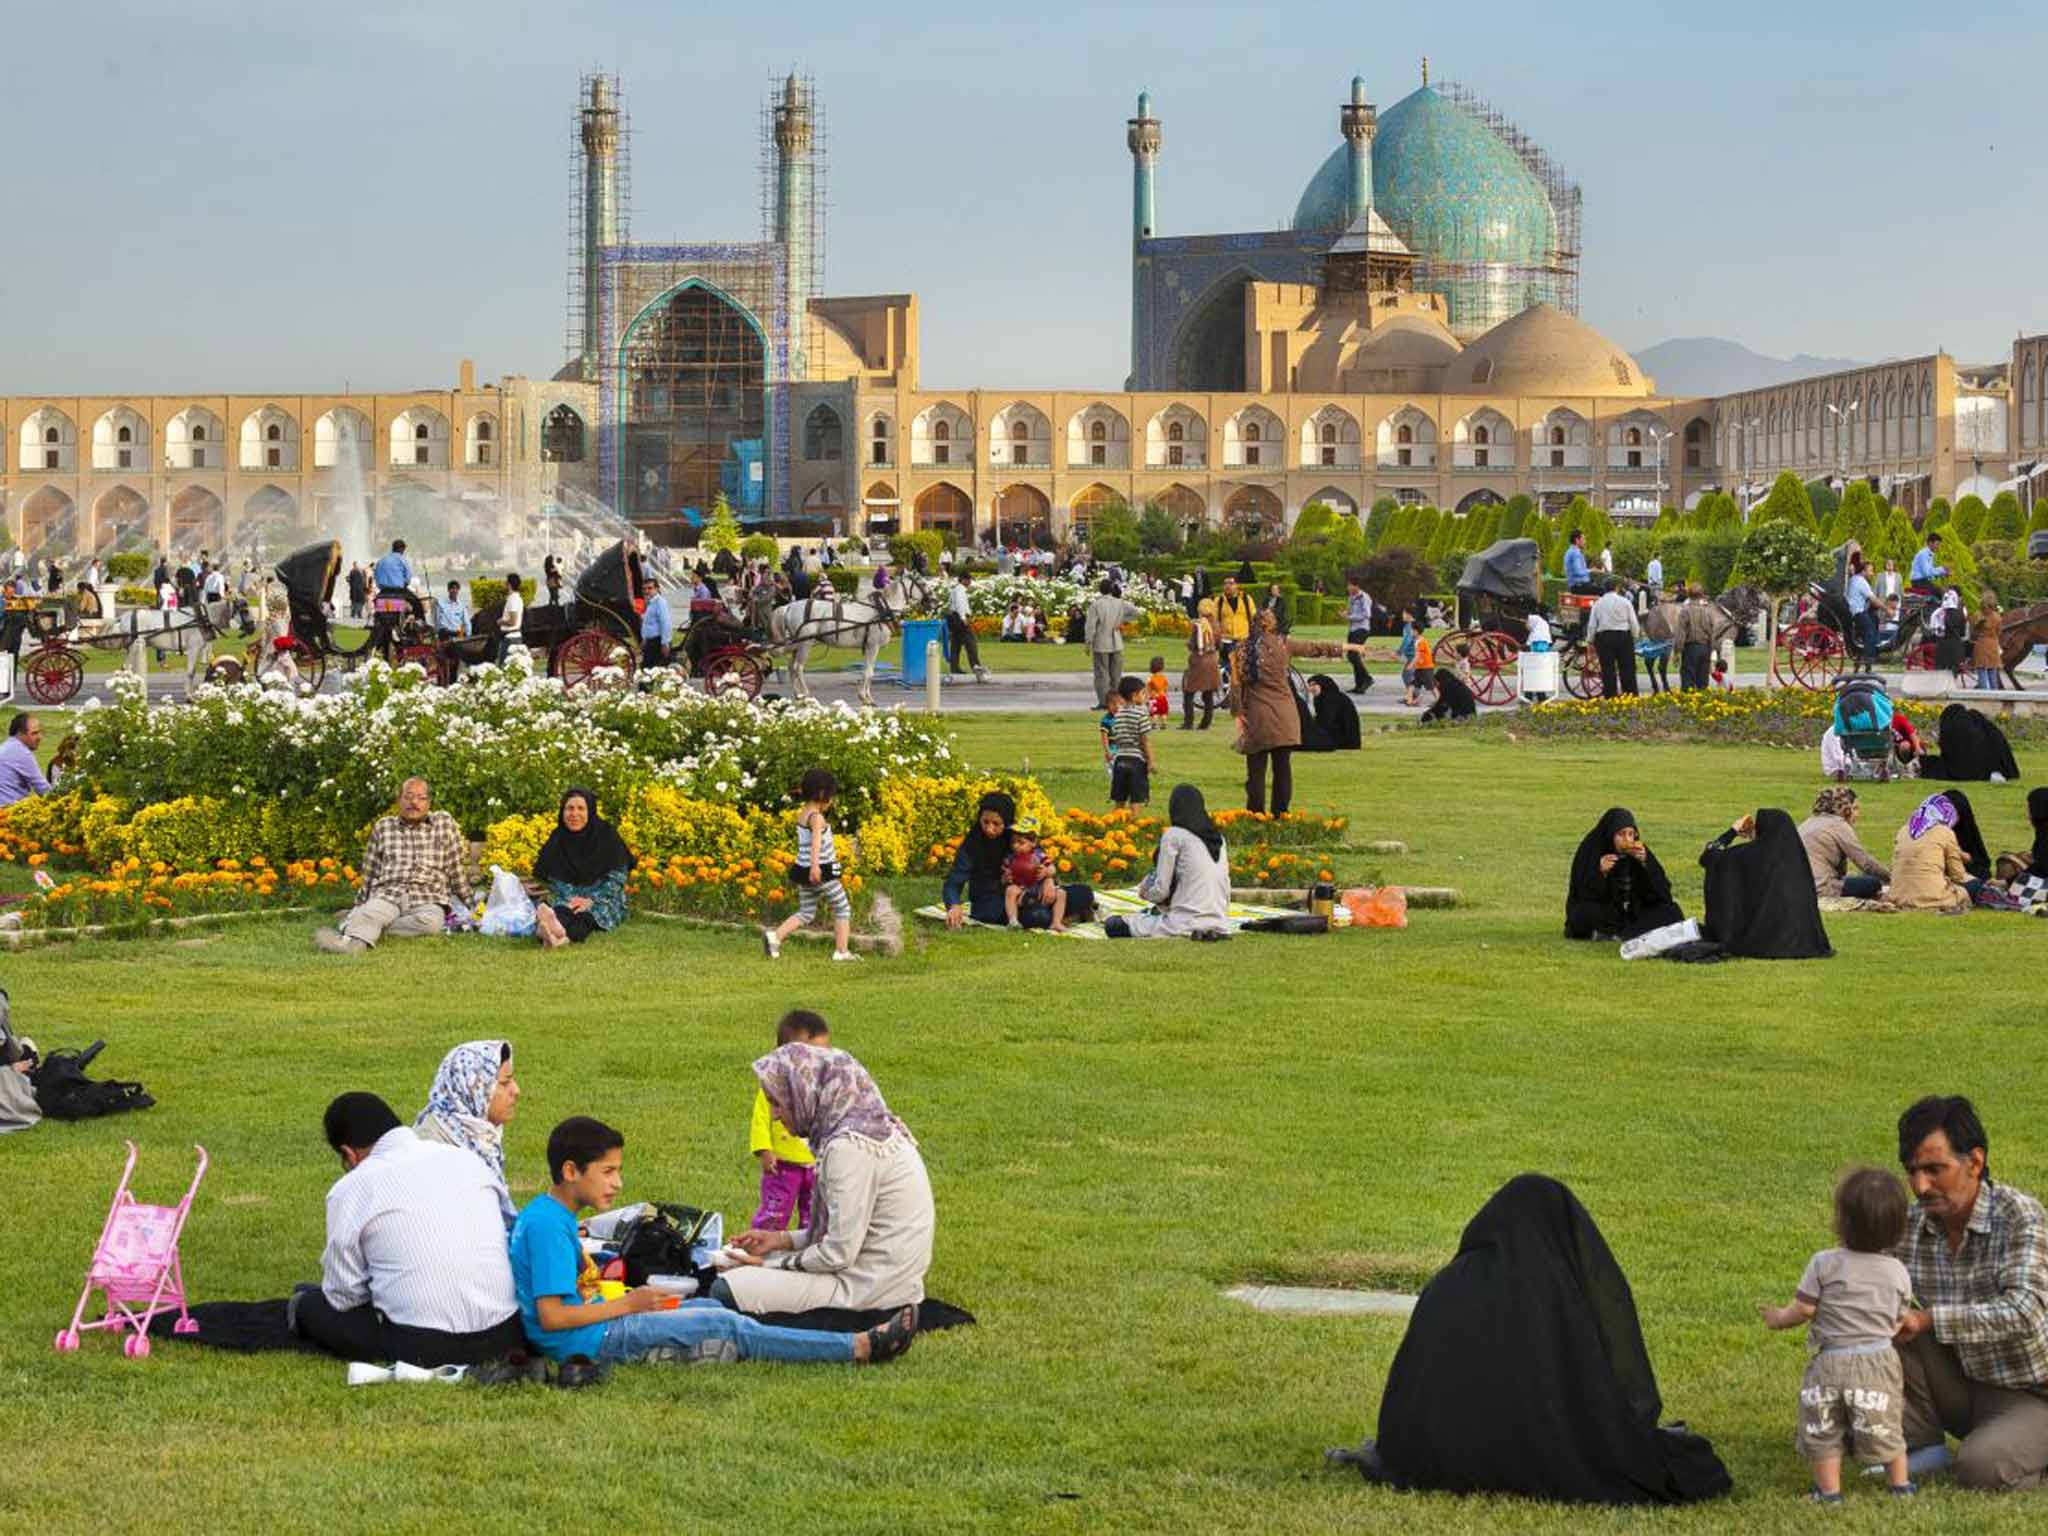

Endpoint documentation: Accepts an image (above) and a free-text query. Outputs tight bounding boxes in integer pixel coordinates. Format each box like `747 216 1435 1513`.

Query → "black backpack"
614 1203 713 1286
30 1039 154 1121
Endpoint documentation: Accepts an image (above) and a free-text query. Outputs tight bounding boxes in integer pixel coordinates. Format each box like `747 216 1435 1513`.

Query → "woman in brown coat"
1971 594 2004 691
1182 598 1222 730
1231 608 1354 813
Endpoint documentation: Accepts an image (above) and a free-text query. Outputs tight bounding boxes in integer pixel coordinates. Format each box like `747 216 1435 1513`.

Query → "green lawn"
2 717 2043 1533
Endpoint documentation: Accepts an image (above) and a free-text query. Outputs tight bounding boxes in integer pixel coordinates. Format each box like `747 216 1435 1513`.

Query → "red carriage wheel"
1780 621 1844 691
395 641 445 684
702 650 766 699
1464 631 1521 706
1561 643 1603 700
23 645 84 706
555 628 636 691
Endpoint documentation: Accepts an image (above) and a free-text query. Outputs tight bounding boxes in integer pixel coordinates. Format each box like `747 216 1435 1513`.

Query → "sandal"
863 1305 918 1364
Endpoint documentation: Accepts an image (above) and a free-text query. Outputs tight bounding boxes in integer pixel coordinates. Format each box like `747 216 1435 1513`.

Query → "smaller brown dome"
1459 304 1651 397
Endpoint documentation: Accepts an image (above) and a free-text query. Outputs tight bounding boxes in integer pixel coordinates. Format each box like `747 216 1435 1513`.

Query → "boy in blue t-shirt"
508 1115 914 1378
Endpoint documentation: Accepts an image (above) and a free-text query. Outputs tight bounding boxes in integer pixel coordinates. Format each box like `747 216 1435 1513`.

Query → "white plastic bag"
479 865 536 938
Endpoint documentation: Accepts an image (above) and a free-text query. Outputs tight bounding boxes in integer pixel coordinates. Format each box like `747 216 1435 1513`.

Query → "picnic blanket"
1817 895 1900 914
915 887 1299 939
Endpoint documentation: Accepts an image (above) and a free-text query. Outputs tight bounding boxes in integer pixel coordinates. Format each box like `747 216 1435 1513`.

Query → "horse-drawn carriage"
204 540 373 692
4 594 92 704
1439 538 1605 702
1775 540 1940 690
8 584 246 705
517 539 649 691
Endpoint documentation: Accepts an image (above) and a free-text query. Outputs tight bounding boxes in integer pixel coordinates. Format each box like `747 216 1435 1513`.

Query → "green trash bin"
901 619 945 684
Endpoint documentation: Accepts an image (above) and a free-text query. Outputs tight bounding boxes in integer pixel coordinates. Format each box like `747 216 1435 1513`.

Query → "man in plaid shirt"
314 777 472 954
1894 1094 2048 1491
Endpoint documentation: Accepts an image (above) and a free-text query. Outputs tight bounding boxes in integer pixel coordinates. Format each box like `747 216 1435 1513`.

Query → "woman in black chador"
1563 807 1684 940
1332 1175 1732 1506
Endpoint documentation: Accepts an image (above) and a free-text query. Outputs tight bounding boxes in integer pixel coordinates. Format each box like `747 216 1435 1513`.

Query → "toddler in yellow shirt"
749 1010 830 1229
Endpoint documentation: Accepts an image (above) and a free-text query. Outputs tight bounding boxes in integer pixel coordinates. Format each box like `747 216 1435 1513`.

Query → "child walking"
763 767 860 963
749 1010 828 1230
1097 693 1119 793
1108 675 1155 807
1145 655 1171 719
1758 1166 1916 1504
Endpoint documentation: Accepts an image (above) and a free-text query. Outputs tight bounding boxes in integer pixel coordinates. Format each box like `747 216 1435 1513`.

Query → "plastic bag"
479 864 536 938
1340 886 1407 929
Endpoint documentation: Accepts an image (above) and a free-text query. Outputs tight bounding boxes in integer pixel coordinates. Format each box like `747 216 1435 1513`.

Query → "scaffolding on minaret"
759 71 827 384
567 69 633 381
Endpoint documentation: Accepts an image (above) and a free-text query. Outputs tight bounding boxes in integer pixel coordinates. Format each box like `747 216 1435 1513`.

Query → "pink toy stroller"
54 1141 208 1358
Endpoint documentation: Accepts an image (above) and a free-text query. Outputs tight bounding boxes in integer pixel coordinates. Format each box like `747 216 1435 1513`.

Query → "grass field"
2 714 2043 1534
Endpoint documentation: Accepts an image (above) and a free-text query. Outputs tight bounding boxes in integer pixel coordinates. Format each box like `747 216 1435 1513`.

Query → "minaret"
773 74 815 379
1127 90 1161 387
1341 75 1376 227
578 76 621 383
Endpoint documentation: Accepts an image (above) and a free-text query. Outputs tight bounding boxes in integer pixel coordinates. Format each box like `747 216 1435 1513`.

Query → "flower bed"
956 572 1182 622
918 806 1346 890
1501 687 2047 748
71 662 959 856
12 857 343 931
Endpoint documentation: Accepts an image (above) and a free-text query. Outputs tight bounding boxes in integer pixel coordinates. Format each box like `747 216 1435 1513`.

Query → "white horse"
109 598 242 699
769 569 934 706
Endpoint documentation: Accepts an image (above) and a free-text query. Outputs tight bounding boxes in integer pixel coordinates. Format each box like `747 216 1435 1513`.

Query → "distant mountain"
1633 337 1867 398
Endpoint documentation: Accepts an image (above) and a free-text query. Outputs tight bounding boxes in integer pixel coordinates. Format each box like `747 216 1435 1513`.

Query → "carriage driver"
370 539 424 658
1909 532 1948 598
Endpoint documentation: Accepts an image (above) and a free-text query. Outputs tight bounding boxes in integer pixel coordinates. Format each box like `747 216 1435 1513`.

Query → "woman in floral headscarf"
1798 786 1889 899
723 1041 934 1321
415 1039 520 1227
1888 793 1977 913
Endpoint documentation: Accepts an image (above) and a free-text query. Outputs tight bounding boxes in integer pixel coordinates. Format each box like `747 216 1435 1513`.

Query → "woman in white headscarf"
414 1039 520 1227
724 1043 934 1318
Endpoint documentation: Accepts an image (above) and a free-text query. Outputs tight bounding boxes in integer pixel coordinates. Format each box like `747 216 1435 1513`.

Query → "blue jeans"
597 1300 855 1365
1976 667 2001 691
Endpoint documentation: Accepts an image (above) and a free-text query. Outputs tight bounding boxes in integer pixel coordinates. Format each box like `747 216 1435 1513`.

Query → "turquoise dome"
1291 85 1555 270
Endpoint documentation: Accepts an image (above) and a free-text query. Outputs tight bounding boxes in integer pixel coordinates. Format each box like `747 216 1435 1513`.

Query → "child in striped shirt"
762 767 860 963
1109 675 1155 807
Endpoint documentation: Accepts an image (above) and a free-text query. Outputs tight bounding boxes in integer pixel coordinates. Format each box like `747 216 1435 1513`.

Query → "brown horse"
1997 600 2048 688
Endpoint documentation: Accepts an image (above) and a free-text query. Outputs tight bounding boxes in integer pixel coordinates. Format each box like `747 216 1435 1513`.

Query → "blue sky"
3 0 2040 394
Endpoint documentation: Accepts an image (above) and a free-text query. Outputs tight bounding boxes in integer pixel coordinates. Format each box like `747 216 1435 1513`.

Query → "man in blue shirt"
369 539 419 658
432 581 469 641
1845 555 1880 668
640 585 673 669
1563 531 1596 593
1909 533 1946 594
0 713 50 807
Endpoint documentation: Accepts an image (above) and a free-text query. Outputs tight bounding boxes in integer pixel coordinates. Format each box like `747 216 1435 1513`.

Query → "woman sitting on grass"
941 791 1093 930
1888 792 1983 913
1697 809 1833 959
532 788 634 949
723 1042 935 1321
1105 784 1230 940
1564 807 1684 941
415 1039 520 1228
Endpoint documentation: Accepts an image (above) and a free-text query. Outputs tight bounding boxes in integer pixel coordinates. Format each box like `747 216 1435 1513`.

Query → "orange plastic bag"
1341 886 1407 929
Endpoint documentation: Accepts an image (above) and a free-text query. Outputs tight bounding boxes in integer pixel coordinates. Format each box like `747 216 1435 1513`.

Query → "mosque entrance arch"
1171 270 1251 391
994 484 1050 546
620 279 767 543
93 485 151 553
912 482 974 539
1223 484 1284 543
1455 488 1505 516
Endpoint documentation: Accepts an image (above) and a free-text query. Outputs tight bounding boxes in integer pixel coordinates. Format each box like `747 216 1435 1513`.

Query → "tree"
1502 494 1535 538
1748 471 1816 533
1281 501 1368 592
1951 494 1988 545
1731 519 1826 666
2029 498 2048 537
1136 500 1182 555
1881 507 1919 567
1923 498 1952 535
702 493 743 556
1832 481 1883 552
1984 490 2025 542
1804 478 1841 522
1088 502 1141 564
1365 499 1396 551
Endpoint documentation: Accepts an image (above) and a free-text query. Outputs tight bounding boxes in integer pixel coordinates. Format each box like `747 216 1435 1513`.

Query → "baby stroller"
55 1141 208 1357
1830 675 1903 781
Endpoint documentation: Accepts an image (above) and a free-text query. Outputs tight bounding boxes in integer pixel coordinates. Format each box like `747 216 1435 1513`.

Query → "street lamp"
1645 426 1670 519
1825 399 1859 487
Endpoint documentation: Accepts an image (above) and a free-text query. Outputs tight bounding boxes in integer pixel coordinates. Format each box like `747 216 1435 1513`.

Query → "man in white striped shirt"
290 1092 525 1365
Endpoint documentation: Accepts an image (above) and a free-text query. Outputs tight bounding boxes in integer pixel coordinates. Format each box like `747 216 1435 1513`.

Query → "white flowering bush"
946 572 1182 621
76 659 957 844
